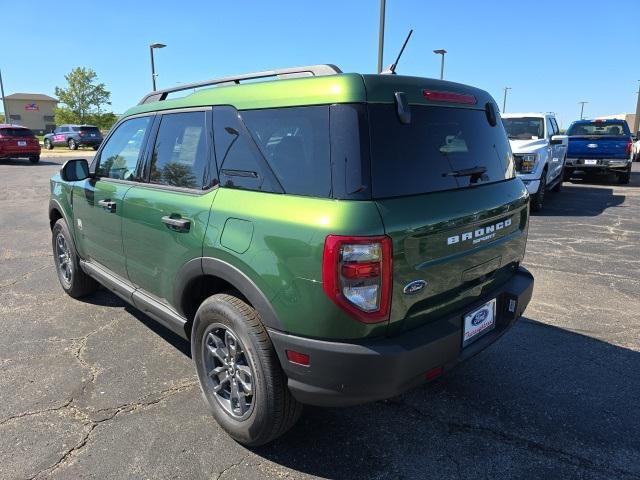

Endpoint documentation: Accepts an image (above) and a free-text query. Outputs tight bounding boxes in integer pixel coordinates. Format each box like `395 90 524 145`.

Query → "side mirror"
550 134 568 146
60 159 90 182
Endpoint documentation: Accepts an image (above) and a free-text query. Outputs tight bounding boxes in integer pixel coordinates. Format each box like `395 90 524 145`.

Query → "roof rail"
138 64 342 105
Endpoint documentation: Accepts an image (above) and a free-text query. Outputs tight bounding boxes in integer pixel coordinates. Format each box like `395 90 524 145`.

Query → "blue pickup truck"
565 119 633 184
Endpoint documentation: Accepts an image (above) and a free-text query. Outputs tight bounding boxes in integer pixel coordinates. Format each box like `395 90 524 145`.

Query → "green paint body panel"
50 70 531 343
121 185 217 304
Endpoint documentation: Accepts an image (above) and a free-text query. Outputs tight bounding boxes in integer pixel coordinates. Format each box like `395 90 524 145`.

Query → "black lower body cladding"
269 267 534 407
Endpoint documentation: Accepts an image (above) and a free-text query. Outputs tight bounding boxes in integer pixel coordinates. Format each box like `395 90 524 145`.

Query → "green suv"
49 65 534 446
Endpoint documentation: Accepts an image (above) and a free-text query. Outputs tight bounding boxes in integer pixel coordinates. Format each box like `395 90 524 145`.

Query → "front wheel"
52 219 98 298
68 139 78 150
192 293 302 446
530 172 547 211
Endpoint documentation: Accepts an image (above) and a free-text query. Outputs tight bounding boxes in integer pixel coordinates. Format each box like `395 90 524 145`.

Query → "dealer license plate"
584 159 598 165
17 141 26 146
463 298 496 347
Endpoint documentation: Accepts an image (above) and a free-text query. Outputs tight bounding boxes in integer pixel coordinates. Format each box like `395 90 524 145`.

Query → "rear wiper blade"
444 166 487 177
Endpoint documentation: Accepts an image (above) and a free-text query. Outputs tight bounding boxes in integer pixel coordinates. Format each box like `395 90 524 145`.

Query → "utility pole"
633 81 640 136
377 0 386 73
579 101 588 120
0 69 9 124
433 49 447 80
502 87 511 112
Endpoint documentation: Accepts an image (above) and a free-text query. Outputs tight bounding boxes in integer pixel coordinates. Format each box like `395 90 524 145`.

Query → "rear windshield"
567 121 628 136
80 126 101 134
502 117 544 140
368 105 513 198
0 128 35 137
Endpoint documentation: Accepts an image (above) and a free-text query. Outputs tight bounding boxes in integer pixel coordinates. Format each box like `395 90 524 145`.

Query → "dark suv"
49 65 534 446
44 124 103 150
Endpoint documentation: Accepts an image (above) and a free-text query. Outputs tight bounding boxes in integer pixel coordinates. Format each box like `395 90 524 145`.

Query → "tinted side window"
149 111 209 189
96 116 151 180
212 106 282 193
551 118 560 135
241 106 331 197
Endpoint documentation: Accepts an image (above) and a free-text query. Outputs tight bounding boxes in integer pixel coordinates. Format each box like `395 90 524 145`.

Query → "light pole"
149 43 166 91
433 49 447 80
0 68 9 124
502 87 511 112
377 0 386 73
578 101 588 120
633 81 640 136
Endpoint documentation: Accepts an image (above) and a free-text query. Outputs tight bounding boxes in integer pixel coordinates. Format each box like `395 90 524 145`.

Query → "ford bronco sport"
49 65 534 446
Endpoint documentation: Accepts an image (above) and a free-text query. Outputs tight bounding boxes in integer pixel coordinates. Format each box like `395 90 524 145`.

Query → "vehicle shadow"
0 158 60 166
253 318 640 478
533 184 626 217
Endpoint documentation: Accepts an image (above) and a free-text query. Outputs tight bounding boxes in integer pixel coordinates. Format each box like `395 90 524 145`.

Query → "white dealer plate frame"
462 298 496 348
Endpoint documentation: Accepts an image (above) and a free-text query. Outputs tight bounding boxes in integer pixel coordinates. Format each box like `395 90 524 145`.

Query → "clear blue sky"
3 0 638 128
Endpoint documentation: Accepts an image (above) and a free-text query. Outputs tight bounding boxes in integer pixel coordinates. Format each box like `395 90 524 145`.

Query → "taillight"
626 141 632 156
423 90 477 105
322 235 392 323
79 131 86 137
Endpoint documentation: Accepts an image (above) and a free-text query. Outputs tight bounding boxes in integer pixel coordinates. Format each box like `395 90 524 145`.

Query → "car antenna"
381 29 413 75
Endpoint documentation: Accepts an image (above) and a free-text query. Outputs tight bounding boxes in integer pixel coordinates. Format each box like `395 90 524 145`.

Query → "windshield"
368 105 514 198
567 121 628 136
502 117 545 140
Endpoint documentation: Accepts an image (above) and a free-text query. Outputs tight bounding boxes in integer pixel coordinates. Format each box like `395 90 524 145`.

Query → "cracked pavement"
1 156 639 479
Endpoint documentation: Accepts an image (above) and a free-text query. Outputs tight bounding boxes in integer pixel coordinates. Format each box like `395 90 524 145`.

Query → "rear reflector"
286 350 310 366
423 90 477 105
425 366 444 380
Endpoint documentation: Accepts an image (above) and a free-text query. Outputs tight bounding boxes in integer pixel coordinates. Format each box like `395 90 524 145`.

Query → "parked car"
0 124 41 163
501 113 567 211
633 133 640 162
43 124 103 150
49 65 534 446
565 119 633 184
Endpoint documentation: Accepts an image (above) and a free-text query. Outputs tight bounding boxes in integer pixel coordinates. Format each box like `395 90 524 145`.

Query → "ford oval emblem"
587 143 598 149
471 309 489 326
403 280 427 295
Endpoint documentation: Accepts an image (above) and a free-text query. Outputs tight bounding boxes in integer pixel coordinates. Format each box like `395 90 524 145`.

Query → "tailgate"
377 179 529 333
568 136 630 159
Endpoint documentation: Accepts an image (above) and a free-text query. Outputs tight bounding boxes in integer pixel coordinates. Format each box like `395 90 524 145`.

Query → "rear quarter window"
368 104 513 198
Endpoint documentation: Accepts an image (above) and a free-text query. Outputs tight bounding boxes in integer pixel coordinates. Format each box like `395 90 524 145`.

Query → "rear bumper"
566 158 631 174
269 266 534 407
0 147 40 158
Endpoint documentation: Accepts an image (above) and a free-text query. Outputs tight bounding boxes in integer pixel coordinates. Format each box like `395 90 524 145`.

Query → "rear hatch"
0 127 39 152
567 121 631 160
79 126 102 140
367 102 529 333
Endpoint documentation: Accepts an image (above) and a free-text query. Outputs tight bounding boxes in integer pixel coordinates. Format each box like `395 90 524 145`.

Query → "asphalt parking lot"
1 154 639 480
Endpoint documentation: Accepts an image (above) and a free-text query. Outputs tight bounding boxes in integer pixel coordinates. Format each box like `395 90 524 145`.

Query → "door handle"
161 215 191 232
98 199 116 213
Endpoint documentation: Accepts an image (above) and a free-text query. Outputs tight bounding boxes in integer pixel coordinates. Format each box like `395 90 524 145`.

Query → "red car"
0 124 41 163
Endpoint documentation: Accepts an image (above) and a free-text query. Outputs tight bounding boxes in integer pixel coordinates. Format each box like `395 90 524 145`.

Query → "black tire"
92 145 99 151
68 139 78 150
29 155 40 164
52 219 99 298
618 172 630 184
530 171 547 211
192 293 302 446
44 138 53 150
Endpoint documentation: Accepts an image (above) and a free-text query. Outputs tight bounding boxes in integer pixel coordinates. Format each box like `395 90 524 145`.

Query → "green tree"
54 67 112 125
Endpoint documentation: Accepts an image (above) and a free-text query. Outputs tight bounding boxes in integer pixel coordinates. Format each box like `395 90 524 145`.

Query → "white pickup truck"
501 113 568 210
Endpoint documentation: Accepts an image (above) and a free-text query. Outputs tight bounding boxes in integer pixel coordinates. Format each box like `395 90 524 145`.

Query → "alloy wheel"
202 324 255 420
55 233 73 286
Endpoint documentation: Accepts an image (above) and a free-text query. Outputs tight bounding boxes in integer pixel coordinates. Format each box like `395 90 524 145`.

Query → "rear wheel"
29 155 40 164
68 139 78 150
192 293 302 446
52 219 98 298
92 145 99 151
44 138 53 150
618 171 630 184
530 171 547 211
